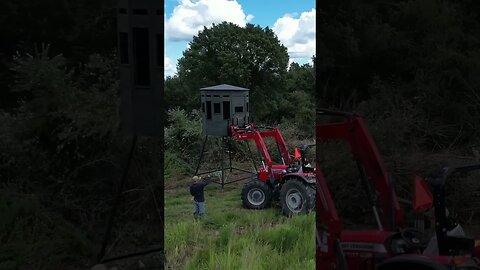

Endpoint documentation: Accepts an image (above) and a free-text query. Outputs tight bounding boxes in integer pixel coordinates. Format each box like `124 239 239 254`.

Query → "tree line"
0 1 163 268
165 22 316 134
2 0 479 267
317 0 480 226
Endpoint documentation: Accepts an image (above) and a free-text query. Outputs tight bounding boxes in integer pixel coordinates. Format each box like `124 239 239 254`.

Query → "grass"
165 179 315 270
0 188 95 269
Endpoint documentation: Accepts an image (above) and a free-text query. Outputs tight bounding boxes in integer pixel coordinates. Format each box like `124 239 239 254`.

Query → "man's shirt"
190 180 210 202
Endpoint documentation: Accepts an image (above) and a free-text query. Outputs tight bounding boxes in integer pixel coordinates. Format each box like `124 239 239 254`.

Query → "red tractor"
229 123 316 216
315 109 480 270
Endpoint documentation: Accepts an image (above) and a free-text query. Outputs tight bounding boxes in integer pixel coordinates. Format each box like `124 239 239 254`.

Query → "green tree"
279 90 315 138
286 62 315 99
278 62 315 137
0 0 116 109
167 22 290 123
318 0 480 148
1 45 165 268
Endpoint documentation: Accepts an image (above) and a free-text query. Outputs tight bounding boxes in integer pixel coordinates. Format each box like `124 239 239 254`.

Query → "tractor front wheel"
241 180 271 209
280 178 315 216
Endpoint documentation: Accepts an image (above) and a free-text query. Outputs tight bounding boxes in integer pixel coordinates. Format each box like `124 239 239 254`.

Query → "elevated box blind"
117 0 163 137
200 84 250 136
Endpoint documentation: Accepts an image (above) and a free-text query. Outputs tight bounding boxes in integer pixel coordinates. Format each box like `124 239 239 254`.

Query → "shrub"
165 108 203 164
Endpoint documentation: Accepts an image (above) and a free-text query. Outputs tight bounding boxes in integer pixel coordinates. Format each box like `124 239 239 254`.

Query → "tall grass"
165 183 315 269
0 188 94 269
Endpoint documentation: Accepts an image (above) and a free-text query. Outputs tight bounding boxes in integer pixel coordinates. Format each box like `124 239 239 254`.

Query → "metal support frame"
194 135 209 175
246 141 258 173
97 136 164 264
194 135 257 188
221 137 225 188
98 135 138 262
101 246 163 264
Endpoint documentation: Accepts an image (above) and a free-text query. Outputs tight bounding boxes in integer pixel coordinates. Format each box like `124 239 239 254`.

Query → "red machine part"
340 230 394 269
315 109 480 270
231 123 273 169
413 175 433 212
230 123 291 181
233 122 316 216
316 113 403 231
257 128 292 165
316 165 342 269
315 110 403 270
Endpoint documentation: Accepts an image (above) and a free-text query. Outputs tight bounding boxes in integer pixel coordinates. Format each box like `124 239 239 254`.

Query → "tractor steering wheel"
400 228 429 249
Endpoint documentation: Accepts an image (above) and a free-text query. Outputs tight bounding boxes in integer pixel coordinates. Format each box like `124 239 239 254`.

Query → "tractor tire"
241 180 271 209
280 178 315 216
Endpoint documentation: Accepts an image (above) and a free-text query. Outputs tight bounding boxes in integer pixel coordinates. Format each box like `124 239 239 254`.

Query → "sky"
164 0 316 77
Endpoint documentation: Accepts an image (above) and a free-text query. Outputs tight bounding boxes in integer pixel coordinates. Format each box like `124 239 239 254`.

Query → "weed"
165 182 314 269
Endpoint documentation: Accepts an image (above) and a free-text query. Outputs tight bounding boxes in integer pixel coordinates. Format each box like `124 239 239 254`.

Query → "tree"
286 61 315 98
0 0 116 110
278 62 315 137
167 22 290 123
317 0 480 148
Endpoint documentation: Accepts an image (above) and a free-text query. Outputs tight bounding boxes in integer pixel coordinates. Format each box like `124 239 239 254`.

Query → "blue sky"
164 0 316 77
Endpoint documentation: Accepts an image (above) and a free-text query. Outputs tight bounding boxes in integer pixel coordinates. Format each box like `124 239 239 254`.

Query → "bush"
165 108 203 162
164 151 193 180
0 188 94 269
0 46 163 268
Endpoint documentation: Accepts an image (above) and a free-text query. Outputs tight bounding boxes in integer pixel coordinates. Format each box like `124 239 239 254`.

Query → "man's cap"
192 175 201 181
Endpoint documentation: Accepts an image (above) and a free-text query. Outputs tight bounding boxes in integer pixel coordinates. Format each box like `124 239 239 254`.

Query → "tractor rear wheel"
241 180 271 209
280 178 315 216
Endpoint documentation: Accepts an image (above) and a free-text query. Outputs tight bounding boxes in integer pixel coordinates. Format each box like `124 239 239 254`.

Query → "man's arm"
201 177 212 187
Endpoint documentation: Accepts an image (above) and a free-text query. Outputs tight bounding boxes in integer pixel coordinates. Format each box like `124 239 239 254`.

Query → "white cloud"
165 0 254 41
273 8 316 61
164 56 176 77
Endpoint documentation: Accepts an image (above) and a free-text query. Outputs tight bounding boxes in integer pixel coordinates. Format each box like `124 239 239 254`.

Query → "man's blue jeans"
194 201 205 218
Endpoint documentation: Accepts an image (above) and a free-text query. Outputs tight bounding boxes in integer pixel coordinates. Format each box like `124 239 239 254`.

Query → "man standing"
190 175 211 218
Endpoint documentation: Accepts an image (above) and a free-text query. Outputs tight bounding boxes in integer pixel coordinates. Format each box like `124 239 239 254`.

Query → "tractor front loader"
230 123 316 216
315 108 480 270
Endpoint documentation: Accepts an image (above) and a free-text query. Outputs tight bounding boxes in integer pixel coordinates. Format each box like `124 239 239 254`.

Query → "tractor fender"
281 173 316 185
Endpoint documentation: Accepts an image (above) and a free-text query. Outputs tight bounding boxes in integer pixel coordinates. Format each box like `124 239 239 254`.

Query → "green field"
164 179 315 270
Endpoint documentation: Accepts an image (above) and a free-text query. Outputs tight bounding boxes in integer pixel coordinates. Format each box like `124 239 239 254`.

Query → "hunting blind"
200 84 250 137
117 0 163 136
196 84 254 188
98 0 164 265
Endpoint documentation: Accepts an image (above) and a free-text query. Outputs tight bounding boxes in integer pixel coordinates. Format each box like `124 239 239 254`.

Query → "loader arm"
316 109 403 231
258 128 292 165
316 162 344 269
315 109 404 270
230 124 273 169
